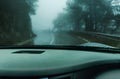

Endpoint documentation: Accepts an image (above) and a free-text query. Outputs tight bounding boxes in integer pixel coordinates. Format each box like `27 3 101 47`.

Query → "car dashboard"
0 48 120 79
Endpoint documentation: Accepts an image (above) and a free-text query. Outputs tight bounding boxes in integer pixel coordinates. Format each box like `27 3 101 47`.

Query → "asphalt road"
34 31 54 45
33 31 88 45
17 30 119 48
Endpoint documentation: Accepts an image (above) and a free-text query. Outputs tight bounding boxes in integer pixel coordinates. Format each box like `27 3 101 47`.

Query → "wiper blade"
0 45 119 54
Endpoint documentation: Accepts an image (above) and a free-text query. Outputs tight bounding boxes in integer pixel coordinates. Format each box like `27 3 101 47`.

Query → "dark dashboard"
0 48 120 79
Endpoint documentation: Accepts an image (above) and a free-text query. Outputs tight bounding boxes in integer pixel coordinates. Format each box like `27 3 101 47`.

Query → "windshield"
0 0 120 48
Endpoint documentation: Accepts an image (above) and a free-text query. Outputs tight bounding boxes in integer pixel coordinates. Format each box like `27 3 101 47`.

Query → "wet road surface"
34 31 88 45
34 31 54 45
33 30 120 48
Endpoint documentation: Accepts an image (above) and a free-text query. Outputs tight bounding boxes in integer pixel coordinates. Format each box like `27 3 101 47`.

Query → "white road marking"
15 38 34 45
77 37 90 42
50 32 55 45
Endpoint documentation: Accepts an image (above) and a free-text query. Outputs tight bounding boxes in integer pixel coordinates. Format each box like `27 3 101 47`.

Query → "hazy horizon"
31 0 67 34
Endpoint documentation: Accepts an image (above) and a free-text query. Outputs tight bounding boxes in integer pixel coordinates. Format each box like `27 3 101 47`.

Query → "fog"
31 0 67 33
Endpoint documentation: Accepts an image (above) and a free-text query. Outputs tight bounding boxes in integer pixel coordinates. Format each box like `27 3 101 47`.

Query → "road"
33 31 89 45
33 31 54 45
16 30 120 48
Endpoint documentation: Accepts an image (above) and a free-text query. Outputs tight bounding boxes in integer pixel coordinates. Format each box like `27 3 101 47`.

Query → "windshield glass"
0 0 120 48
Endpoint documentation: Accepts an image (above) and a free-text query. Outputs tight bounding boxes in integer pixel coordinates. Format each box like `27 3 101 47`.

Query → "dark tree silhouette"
66 0 113 32
54 0 120 33
0 0 38 45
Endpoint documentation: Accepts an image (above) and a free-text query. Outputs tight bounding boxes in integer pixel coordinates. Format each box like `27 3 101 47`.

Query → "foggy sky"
31 0 67 33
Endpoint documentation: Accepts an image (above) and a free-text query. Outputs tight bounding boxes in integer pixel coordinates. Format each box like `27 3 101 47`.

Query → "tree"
54 0 120 33
53 12 75 31
0 0 38 45
66 0 114 32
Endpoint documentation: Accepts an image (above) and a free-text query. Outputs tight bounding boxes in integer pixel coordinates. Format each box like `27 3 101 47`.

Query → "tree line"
0 0 37 45
54 0 120 34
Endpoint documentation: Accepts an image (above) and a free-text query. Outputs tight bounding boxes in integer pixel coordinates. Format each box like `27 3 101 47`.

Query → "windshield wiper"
0 45 119 54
